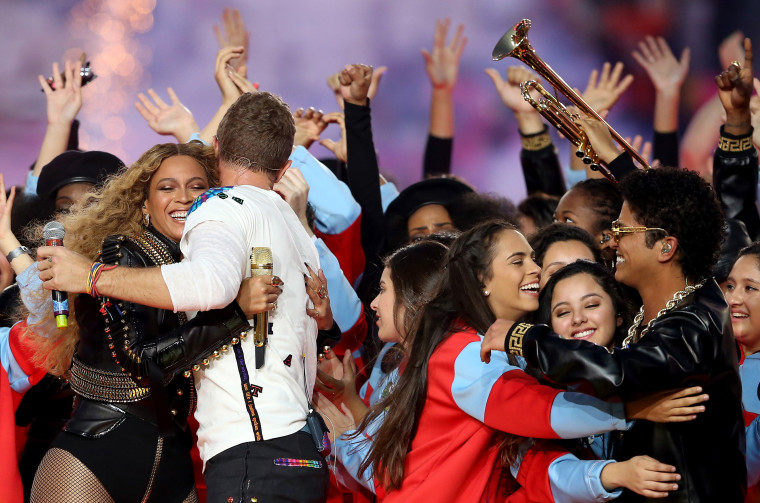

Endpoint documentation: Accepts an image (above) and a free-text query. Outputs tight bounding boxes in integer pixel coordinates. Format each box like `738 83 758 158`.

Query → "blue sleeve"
0 324 33 393
748 416 760 486
289 146 361 234
548 455 622 501
334 411 385 494
312 237 361 333
451 339 630 437
380 182 399 213
187 132 209 146
25 171 38 195
17 262 50 327
550 393 630 439
511 441 621 501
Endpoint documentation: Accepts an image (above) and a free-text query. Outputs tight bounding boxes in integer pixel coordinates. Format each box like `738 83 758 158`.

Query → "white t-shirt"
160 185 320 465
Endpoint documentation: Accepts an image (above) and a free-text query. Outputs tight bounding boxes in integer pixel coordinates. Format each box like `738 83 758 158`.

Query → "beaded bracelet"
87 263 117 297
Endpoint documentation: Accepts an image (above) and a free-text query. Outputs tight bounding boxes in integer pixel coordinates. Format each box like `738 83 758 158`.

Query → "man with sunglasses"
487 164 745 501
478 41 757 497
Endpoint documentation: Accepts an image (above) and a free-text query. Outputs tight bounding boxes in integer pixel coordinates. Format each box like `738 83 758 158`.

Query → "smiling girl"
537 260 631 349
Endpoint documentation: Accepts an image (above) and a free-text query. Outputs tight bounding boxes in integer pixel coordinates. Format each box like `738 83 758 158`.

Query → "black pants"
205 431 329 503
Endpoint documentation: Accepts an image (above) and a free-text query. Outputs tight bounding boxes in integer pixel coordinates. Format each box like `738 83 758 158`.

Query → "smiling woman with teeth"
537 260 631 349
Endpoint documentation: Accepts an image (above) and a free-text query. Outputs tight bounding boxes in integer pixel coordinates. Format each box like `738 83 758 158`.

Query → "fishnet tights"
30 448 113 503
29 447 199 503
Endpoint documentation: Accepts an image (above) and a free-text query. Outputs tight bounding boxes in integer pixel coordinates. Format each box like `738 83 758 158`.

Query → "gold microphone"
250 247 273 368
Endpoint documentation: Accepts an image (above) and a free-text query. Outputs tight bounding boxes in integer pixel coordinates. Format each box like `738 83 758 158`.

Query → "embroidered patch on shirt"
188 187 234 215
273 458 323 468
283 354 292 367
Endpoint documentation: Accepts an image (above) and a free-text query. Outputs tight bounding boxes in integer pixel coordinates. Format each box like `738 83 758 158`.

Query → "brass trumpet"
492 19 650 182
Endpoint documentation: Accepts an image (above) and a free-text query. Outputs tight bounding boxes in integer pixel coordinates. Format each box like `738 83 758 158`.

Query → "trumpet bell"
492 19 532 61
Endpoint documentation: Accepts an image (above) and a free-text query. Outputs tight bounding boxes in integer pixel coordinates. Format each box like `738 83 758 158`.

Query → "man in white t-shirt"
39 91 329 502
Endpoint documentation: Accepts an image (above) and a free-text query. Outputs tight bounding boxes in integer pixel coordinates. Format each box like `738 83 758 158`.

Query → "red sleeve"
316 215 365 286
0 366 24 502
513 441 569 502
9 321 47 387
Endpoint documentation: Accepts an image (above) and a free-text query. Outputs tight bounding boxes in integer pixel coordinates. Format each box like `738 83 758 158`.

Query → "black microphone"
43 221 68 329
250 247 273 369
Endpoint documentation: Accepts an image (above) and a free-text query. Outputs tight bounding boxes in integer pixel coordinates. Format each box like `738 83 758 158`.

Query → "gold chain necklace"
622 280 704 348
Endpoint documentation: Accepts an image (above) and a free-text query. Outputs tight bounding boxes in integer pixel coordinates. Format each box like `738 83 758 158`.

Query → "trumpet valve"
575 149 585 159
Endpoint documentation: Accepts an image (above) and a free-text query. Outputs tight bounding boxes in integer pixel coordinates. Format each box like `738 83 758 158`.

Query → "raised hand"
328 66 386 110
580 62 634 114
213 7 249 75
214 46 247 105
319 112 347 162
422 18 467 93
39 60 83 126
632 37 690 93
33 59 84 176
134 88 199 142
715 38 754 116
336 64 373 106
719 31 745 71
624 135 653 169
293 107 328 149
484 66 539 114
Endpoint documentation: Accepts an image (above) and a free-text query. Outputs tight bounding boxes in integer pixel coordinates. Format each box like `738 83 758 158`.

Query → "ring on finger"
271 301 278 311
317 286 328 299
271 275 283 287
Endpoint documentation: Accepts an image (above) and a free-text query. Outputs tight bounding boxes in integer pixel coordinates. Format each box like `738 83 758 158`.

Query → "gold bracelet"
521 132 552 151
718 135 753 152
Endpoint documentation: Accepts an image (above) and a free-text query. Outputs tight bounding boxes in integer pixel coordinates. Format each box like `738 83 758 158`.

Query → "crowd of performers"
2 8 760 503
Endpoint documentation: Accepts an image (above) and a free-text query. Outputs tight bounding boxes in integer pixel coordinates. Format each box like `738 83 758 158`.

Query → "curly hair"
619 166 725 281
568 179 623 236
24 142 218 376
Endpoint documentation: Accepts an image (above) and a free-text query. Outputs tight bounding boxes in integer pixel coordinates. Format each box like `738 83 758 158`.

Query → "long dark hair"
537 260 632 348
356 220 524 491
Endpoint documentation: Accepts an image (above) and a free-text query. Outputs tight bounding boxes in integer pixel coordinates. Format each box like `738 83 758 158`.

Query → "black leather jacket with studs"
67 229 250 437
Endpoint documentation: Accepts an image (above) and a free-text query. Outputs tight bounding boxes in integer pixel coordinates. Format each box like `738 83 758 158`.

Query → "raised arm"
572 61 634 179
485 65 564 196
31 60 83 179
198 45 250 144
632 36 690 167
213 7 249 75
134 87 199 143
713 37 759 240
421 18 466 177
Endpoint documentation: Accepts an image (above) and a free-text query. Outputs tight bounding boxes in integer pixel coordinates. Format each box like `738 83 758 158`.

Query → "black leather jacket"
511 280 745 502
713 126 759 240
66 229 250 438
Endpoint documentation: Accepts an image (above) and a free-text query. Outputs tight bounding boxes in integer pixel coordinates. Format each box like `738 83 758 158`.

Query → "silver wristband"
6 245 30 263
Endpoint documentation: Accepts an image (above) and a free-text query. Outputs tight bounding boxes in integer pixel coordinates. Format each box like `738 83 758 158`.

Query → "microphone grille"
43 221 66 241
250 247 273 275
